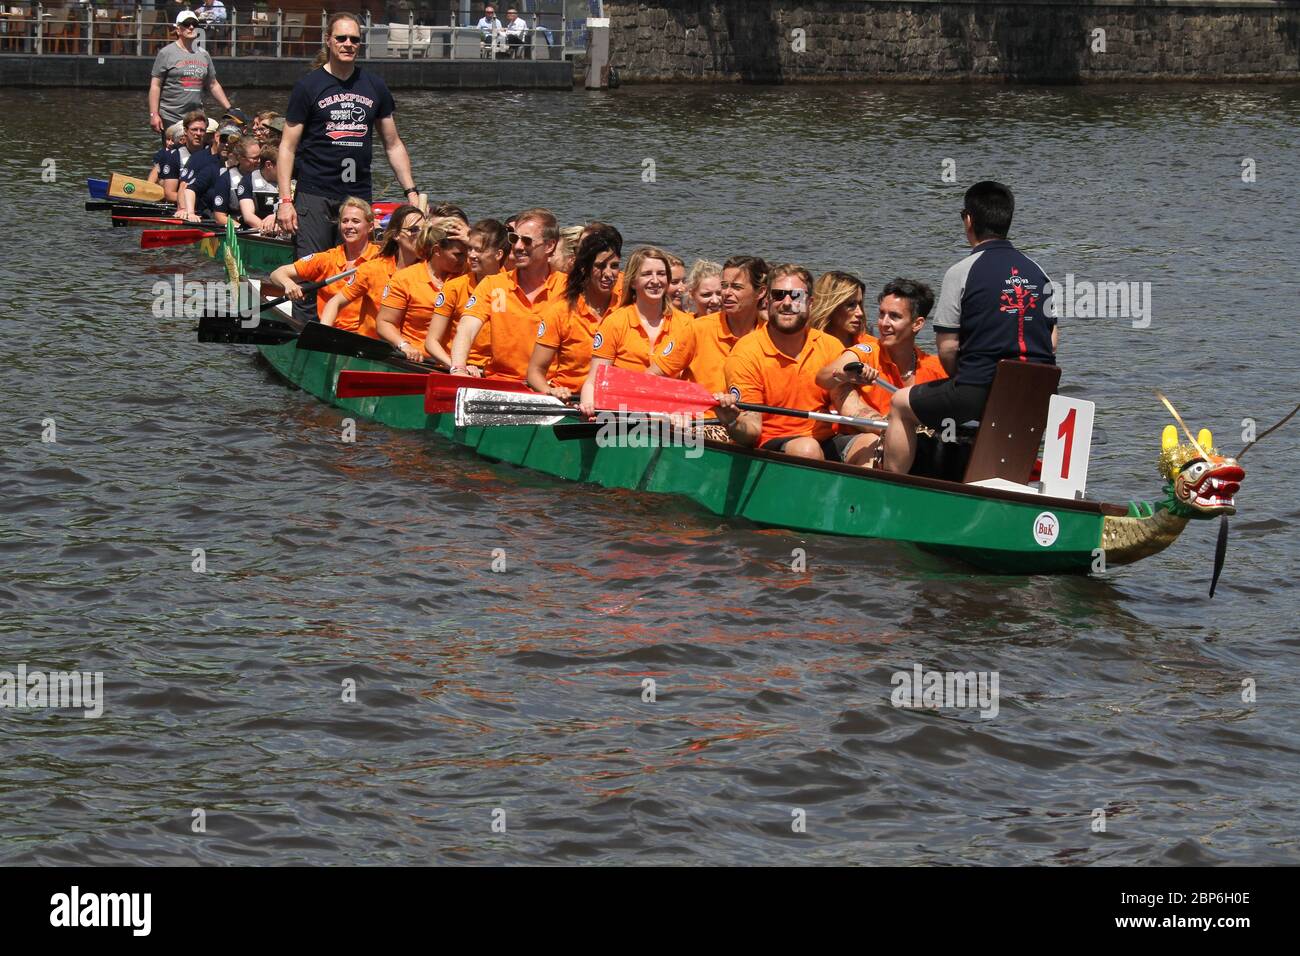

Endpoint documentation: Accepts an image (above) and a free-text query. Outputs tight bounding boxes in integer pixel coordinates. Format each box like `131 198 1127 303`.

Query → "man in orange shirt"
715 264 848 461
816 278 948 465
448 207 566 381
650 255 767 394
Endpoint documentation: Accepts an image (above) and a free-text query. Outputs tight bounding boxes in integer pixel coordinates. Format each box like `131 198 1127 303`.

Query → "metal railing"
0 6 571 59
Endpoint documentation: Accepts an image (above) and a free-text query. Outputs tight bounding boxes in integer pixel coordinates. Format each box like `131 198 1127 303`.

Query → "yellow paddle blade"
108 172 165 204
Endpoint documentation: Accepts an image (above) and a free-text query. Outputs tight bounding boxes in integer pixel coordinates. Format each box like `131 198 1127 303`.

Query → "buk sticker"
434 292 445 308
592 332 603 350
1033 511 1060 547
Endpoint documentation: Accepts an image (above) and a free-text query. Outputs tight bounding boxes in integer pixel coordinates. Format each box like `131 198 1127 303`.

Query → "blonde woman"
685 259 723 315
809 271 869 348
578 246 692 416
320 203 427 338
549 225 584 274
376 217 470 362
268 196 380 323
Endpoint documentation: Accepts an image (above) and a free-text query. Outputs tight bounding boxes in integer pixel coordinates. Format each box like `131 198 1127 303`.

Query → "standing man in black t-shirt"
275 12 419 321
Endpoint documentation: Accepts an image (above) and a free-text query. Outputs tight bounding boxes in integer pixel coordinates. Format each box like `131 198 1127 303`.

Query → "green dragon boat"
179 224 1247 577
247 319 1243 576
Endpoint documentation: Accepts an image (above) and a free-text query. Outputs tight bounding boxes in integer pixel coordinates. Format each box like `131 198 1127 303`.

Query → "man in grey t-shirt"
149 11 231 135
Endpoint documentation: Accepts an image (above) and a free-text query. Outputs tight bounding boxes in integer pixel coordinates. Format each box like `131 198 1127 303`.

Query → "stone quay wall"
604 0 1300 83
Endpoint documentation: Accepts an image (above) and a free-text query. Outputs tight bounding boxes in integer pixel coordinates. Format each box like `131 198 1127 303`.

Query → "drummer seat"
961 359 1061 484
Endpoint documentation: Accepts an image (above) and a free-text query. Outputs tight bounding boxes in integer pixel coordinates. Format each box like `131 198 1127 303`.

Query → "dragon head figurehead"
1158 425 1244 519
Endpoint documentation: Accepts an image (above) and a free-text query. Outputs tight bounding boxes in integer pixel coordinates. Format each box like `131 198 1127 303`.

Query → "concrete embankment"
0 54 574 90
605 0 1300 83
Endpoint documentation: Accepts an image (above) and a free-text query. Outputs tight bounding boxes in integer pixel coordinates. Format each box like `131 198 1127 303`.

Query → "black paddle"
1209 401 1300 598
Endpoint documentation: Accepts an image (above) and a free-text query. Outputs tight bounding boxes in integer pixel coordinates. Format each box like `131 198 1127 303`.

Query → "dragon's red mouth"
1187 463 1244 511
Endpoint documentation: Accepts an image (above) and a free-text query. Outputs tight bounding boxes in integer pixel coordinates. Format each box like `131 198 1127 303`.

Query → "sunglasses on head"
334 34 362 44
769 288 808 303
507 232 536 248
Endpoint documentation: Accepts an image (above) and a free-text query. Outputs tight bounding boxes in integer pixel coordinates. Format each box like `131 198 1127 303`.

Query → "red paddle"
141 228 216 248
114 215 186 226
335 370 431 399
333 369 531 410
593 365 889 431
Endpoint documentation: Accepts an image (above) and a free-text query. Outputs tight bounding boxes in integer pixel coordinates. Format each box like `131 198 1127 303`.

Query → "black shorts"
909 379 990 430
762 433 855 462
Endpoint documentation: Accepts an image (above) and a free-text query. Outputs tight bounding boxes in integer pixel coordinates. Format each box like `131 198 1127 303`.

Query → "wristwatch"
404 186 419 197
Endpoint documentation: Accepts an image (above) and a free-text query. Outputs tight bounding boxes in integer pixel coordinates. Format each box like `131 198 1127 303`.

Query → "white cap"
175 11 199 27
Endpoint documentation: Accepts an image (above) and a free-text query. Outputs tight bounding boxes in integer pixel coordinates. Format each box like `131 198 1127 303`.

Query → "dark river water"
1 83 1297 865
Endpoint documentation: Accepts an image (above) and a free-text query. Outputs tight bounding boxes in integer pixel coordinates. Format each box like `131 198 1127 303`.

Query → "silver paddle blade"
454 387 577 428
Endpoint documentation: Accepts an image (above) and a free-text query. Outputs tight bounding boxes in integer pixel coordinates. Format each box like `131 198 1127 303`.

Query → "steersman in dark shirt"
879 180 1059 474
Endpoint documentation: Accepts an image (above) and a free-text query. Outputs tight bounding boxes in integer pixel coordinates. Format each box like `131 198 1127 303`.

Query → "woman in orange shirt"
376 216 469 362
318 203 425 337
268 196 380 321
579 246 690 416
809 271 869 348
527 225 622 400
686 259 723 316
424 217 510 369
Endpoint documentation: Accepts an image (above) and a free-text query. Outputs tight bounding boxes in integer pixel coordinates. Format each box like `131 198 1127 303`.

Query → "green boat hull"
254 335 1112 574
201 233 294 275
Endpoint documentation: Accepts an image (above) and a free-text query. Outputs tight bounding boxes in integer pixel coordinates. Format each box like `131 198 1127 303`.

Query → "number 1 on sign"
1057 406 1076 479
1041 396 1094 499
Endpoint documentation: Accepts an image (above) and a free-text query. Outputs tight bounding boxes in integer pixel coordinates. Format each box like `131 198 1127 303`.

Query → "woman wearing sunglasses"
318 204 426 339
527 225 623 401
578 246 693 417
375 216 472 362
269 197 382 328
276 12 418 324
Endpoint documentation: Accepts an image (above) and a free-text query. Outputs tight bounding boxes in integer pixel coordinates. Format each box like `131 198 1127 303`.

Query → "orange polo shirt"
292 242 380 323
462 268 568 380
592 304 693 373
380 262 455 355
535 293 611 391
331 254 398 339
433 272 493 367
724 325 845 445
842 340 948 415
652 310 765 394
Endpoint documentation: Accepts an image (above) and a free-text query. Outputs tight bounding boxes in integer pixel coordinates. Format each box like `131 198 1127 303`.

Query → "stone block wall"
604 0 1300 82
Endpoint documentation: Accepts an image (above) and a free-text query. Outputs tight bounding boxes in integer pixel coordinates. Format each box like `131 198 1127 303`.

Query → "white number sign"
1040 395 1094 499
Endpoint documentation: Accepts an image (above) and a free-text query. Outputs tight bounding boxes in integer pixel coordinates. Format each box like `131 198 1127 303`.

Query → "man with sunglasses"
277 13 418 321
448 208 567 380
715 264 850 461
148 11 231 141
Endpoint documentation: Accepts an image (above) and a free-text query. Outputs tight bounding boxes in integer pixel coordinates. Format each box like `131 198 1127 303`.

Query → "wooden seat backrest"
962 359 1061 484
